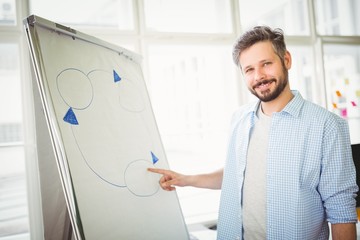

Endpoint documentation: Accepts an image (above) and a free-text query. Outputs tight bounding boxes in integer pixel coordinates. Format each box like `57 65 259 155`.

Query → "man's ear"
284 50 292 70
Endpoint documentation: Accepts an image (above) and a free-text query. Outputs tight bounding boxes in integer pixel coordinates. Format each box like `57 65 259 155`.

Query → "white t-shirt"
242 106 271 240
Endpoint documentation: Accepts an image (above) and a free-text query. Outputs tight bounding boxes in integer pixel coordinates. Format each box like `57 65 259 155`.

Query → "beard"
248 68 289 102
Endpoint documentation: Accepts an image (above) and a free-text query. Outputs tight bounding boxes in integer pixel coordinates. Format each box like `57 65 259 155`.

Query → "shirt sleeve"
319 116 358 223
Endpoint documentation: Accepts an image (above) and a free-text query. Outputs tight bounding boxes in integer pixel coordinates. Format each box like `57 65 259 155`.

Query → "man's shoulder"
301 99 347 125
228 101 258 131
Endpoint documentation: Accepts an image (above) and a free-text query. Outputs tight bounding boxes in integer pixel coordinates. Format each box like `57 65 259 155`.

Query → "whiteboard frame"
23 15 189 240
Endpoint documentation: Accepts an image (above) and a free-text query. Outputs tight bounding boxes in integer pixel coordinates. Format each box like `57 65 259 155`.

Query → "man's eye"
264 62 271 66
245 68 253 74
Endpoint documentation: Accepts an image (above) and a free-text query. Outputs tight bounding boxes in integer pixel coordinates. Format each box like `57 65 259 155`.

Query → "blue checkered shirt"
217 91 358 240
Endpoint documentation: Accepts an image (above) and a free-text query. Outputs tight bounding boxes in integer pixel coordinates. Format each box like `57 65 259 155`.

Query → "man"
148 26 358 240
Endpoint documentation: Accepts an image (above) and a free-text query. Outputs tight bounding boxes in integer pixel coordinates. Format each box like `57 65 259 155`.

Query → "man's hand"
148 168 189 191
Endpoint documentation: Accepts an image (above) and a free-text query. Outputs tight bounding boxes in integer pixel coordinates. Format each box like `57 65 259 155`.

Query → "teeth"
255 82 272 91
257 81 272 88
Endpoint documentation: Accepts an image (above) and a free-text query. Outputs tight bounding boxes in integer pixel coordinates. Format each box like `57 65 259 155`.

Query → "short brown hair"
232 26 287 68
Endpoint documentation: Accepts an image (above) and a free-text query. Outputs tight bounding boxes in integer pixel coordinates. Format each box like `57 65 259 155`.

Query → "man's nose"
254 68 266 82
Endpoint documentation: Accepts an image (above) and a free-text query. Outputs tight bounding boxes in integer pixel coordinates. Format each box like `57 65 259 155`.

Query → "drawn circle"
124 160 160 197
118 78 145 112
57 68 93 110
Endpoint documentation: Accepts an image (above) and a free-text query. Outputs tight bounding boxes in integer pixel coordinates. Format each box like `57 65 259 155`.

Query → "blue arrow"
151 151 159 165
63 107 79 125
113 70 121 83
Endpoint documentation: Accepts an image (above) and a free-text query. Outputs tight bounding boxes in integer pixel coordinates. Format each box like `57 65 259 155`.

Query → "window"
0 0 16 26
144 0 232 33
30 0 134 30
239 0 310 35
0 146 28 238
314 0 360 36
0 23 29 240
0 44 23 143
3 0 359 239
323 44 360 143
287 45 316 103
147 44 238 223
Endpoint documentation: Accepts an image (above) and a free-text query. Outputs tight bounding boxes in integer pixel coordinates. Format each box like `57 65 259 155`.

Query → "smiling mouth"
254 80 275 90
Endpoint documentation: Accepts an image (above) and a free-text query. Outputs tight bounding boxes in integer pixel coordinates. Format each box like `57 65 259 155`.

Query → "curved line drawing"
87 69 146 113
87 68 109 77
56 68 94 110
71 126 127 188
124 159 160 197
72 124 160 197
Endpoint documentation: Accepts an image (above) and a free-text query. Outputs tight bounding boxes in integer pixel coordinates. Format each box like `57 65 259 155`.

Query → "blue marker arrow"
113 70 121 83
63 107 79 125
151 151 159 165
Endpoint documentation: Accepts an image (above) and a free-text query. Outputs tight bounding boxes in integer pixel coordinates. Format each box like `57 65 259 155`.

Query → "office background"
0 0 359 239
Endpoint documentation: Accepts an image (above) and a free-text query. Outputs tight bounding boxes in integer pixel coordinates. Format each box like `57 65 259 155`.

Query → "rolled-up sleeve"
319 117 358 223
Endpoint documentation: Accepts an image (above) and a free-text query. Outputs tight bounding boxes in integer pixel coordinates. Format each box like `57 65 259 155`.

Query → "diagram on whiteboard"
25 17 190 239
56 68 160 197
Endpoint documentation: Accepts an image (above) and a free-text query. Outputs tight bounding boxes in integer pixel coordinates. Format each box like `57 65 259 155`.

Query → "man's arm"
331 223 356 240
148 168 223 191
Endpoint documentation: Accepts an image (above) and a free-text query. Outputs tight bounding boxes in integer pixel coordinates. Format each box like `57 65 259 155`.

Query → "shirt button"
236 236 240 240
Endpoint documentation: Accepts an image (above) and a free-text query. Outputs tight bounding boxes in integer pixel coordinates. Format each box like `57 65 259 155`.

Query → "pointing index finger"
147 168 170 175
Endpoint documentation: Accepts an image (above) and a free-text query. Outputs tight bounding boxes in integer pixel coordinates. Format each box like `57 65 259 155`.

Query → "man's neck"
260 89 294 116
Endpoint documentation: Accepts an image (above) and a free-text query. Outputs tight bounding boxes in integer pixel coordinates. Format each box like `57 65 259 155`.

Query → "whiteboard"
24 15 189 240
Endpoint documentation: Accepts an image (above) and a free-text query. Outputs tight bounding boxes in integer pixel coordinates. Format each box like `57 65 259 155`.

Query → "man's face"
239 41 291 102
